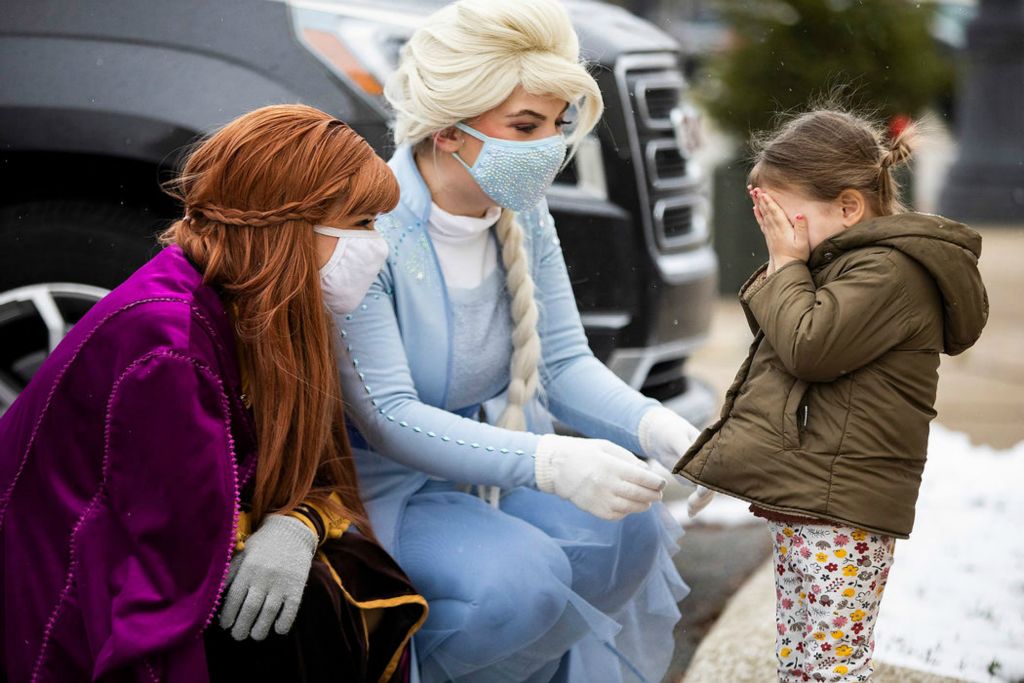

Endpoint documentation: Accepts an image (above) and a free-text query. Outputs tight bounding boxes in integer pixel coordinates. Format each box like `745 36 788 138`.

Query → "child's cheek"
806 221 826 250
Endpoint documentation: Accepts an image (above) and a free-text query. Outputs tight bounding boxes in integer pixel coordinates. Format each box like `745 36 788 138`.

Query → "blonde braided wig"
385 0 603 432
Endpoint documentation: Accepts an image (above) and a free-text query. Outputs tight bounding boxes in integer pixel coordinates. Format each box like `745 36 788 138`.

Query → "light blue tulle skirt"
395 480 690 683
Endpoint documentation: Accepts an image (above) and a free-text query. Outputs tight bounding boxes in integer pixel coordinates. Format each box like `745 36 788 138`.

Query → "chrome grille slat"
633 74 685 130
615 53 708 256
654 196 708 249
645 138 688 188
662 204 692 239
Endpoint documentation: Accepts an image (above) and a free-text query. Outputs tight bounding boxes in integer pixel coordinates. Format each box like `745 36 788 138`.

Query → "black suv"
0 0 717 425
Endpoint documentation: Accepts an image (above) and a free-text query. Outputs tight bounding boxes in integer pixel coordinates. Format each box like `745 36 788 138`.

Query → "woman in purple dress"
0 104 426 683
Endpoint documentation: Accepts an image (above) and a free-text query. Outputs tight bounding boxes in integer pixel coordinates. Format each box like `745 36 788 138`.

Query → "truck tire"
0 201 163 413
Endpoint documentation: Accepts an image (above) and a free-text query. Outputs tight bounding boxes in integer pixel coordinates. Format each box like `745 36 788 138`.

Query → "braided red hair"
161 105 398 534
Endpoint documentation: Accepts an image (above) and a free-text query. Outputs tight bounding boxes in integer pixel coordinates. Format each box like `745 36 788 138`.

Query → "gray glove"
219 513 317 641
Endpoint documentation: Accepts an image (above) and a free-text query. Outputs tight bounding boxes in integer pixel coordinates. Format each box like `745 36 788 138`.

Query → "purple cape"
1 246 256 682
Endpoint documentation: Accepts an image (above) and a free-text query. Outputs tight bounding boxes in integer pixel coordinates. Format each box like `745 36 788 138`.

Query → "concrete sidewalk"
676 226 1023 682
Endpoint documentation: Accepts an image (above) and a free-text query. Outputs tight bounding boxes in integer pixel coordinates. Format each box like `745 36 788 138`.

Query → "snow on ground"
873 425 1024 683
665 424 1024 682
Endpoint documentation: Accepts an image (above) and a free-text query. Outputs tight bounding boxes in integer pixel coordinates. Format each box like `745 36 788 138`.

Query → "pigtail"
878 123 916 215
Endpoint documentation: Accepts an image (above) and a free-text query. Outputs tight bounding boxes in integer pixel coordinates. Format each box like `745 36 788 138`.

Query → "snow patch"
872 425 1024 682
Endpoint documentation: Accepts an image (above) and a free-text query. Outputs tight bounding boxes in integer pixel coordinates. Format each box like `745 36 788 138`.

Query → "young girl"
674 109 988 681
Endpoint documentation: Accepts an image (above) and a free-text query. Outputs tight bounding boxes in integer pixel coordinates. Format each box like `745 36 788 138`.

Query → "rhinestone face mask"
453 122 567 212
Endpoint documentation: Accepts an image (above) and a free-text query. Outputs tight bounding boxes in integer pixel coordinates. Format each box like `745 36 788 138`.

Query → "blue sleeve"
336 268 540 488
532 210 658 453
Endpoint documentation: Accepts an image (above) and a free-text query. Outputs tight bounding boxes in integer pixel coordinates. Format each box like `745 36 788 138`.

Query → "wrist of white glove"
638 406 702 471
535 434 666 521
219 513 317 641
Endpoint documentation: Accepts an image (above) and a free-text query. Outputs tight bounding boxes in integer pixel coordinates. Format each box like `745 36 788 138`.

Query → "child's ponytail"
878 124 916 214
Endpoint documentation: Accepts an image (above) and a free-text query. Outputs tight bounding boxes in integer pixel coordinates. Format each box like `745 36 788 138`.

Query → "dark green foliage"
700 0 953 138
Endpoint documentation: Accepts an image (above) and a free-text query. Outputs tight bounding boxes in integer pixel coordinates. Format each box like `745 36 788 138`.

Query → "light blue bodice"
335 145 659 552
446 268 513 413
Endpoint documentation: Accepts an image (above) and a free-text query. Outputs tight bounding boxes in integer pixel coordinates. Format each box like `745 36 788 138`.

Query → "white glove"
219 514 317 641
639 406 717 518
687 485 715 518
535 434 666 521
638 406 702 471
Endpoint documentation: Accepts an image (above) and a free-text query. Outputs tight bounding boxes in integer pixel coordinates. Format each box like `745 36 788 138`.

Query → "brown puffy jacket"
674 213 988 538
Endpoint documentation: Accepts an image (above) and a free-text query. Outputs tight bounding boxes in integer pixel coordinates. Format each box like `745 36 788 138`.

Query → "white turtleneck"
427 202 503 290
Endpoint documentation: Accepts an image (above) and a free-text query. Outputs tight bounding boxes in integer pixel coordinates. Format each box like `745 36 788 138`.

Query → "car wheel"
0 201 163 414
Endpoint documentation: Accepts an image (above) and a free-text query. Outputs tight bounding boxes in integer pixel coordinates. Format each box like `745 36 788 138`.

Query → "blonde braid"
494 209 541 432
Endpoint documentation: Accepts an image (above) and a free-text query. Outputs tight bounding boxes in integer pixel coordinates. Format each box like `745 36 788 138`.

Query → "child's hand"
748 185 774 273
686 485 715 518
748 186 809 274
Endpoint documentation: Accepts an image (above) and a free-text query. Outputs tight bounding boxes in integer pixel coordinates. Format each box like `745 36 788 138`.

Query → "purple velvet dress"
1 246 424 683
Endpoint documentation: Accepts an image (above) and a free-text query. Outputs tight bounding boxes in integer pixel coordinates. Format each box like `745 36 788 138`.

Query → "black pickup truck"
0 0 718 425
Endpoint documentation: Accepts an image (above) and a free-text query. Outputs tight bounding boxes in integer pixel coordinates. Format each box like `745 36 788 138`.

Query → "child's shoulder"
843 234 933 274
838 245 936 300
832 243 906 280
844 244 918 273
835 211 980 294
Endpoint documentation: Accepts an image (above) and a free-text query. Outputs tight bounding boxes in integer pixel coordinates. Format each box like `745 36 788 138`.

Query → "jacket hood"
812 212 988 355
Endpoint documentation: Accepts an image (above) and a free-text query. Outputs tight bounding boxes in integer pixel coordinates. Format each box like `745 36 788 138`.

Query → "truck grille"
615 53 707 252
655 146 685 177
660 202 693 240
647 139 687 187
638 81 683 126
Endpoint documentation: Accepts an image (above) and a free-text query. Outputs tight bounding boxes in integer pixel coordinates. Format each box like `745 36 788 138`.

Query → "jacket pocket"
783 378 810 450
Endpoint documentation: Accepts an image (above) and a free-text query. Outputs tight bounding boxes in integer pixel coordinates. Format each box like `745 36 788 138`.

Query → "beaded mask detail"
453 122 566 212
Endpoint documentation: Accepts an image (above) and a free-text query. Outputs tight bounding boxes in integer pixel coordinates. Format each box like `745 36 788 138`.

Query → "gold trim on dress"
319 551 430 683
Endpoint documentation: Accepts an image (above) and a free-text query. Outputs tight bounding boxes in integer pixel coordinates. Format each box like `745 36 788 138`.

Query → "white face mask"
313 226 390 315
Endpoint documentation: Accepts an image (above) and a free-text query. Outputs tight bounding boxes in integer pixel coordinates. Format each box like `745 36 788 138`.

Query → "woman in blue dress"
336 0 711 680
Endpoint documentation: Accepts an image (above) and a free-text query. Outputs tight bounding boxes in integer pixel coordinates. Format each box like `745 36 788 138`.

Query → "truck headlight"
287 1 416 99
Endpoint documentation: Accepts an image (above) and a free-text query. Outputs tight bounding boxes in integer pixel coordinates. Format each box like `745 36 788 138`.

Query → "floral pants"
769 521 896 682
